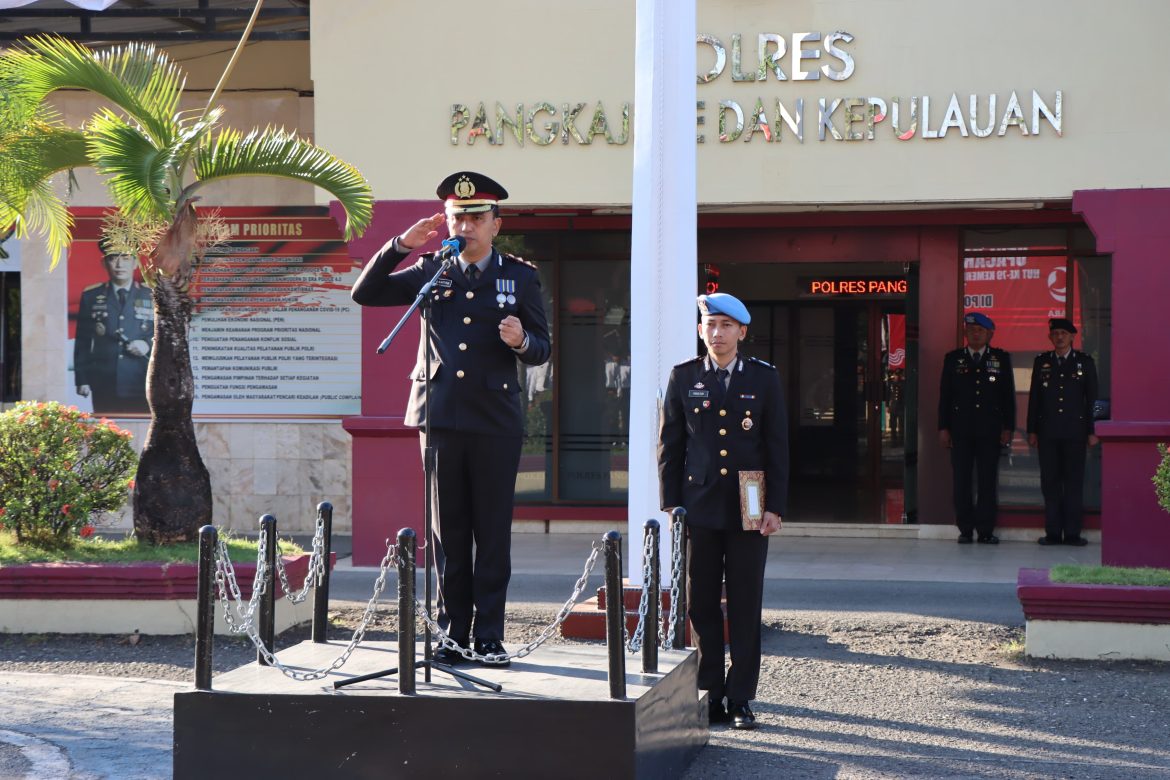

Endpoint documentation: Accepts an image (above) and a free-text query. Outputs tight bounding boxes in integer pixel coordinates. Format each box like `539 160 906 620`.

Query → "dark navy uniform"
659 351 788 707
73 281 153 413
938 345 1015 538
1027 349 1097 542
351 238 550 645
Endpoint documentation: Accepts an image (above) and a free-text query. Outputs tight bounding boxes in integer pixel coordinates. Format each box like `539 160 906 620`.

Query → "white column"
627 0 697 585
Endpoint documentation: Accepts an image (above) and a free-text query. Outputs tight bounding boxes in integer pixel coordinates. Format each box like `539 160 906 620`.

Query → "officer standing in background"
73 243 153 414
350 171 551 666
1027 318 1098 546
659 292 788 730
938 312 1015 544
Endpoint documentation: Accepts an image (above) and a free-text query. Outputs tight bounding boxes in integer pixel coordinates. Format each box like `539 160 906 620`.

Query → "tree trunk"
132 207 211 544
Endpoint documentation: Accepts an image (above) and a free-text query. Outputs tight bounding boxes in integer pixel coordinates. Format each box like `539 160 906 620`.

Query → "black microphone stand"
336 252 500 693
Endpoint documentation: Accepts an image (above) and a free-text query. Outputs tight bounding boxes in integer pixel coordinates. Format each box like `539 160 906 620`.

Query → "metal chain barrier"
415 541 605 664
214 535 403 681
214 533 268 635
625 531 656 653
274 510 327 605
661 529 683 648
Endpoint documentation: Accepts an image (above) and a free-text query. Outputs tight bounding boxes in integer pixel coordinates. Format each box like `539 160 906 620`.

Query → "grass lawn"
1050 563 1170 587
0 530 303 567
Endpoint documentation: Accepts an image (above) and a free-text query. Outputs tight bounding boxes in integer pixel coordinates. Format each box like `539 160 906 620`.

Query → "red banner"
887 314 906 368
962 254 1081 352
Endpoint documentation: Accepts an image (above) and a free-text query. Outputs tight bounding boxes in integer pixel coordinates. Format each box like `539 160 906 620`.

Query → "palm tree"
0 34 373 543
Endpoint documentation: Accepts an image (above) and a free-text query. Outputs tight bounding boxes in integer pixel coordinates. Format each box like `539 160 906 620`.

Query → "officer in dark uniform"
1027 318 1098 546
658 292 788 730
938 312 1015 544
73 244 153 414
351 171 551 666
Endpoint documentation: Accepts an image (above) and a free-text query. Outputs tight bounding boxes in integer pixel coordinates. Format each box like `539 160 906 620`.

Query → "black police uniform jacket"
351 239 551 436
73 281 153 397
1026 350 1098 440
938 346 1016 438
658 355 789 530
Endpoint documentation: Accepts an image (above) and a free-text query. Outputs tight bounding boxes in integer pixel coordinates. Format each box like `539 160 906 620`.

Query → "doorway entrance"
729 263 916 523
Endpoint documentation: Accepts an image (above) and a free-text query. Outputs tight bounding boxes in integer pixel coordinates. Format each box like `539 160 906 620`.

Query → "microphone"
435 235 466 262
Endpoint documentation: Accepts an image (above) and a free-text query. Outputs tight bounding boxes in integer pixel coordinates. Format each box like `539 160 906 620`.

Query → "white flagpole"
628 0 697 585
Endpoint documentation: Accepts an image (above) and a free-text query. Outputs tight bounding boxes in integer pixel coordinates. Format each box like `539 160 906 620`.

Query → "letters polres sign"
449 30 1063 146
801 277 908 298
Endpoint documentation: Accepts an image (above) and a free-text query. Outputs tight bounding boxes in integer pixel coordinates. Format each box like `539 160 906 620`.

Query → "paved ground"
3 533 1167 780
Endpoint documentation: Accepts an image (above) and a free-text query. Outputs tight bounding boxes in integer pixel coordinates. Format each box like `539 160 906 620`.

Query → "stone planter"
0 554 330 635
1017 568 1170 661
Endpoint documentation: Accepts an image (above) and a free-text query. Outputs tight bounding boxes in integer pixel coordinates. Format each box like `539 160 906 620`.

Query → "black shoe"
708 698 730 725
433 645 466 666
977 534 999 545
1037 536 1061 546
1063 536 1089 546
474 638 511 667
727 700 757 730
957 532 974 544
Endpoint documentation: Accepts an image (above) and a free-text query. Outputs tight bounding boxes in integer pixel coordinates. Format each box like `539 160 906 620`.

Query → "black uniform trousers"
686 523 769 703
421 429 522 643
950 434 1002 537
1038 437 1088 541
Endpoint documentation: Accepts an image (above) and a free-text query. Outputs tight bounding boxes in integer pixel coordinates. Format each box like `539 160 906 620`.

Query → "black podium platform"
174 640 706 779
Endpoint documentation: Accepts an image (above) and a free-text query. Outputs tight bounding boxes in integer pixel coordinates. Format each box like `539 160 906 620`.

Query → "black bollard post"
642 519 660 674
397 528 417 695
257 514 277 666
671 507 688 650
311 501 334 643
603 530 626 699
195 525 217 691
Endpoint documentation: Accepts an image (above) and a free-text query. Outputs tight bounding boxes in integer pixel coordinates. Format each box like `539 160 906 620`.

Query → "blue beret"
697 293 751 325
963 311 995 330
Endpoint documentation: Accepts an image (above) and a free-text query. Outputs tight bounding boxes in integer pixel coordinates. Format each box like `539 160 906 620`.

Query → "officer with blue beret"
1026 317 1098 546
938 312 1016 543
351 171 551 666
659 292 788 730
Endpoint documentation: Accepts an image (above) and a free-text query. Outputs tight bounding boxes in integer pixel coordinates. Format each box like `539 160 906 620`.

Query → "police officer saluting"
351 171 551 665
938 312 1016 544
1027 318 1098 546
658 293 788 730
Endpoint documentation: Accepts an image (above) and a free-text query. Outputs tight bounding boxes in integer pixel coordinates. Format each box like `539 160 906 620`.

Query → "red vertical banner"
887 314 906 368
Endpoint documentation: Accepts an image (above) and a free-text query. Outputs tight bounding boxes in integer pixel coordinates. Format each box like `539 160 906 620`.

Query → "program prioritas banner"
67 206 362 417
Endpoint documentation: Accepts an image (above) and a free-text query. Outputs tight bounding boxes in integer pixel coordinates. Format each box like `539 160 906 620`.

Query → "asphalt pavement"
0 532 1109 779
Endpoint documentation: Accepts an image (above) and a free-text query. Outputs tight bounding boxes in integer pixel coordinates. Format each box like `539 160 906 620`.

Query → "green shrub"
1156 443 1170 517
0 401 137 545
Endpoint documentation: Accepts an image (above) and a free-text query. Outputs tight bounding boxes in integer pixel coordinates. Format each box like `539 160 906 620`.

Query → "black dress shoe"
433 645 466 666
474 638 511 667
957 532 974 544
727 700 757 730
708 699 730 725
977 534 999 545
1037 536 1061 546
1063 536 1089 546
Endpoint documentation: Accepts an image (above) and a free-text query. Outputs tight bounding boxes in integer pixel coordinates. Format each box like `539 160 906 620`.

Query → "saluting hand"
760 511 782 536
499 315 525 349
397 213 445 251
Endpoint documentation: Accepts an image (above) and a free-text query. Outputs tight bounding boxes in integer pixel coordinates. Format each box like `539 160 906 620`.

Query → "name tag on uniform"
436 278 453 288
739 394 756 399
688 389 709 398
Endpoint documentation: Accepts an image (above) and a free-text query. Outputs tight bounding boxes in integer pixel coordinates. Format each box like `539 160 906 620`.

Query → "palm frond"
0 124 89 266
87 108 172 222
0 35 182 148
190 127 373 240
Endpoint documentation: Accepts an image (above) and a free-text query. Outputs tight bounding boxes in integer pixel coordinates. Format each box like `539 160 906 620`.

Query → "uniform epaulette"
747 356 774 369
83 282 104 292
676 355 705 368
502 252 538 269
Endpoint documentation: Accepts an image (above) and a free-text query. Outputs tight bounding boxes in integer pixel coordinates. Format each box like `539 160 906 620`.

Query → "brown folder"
738 471 765 531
